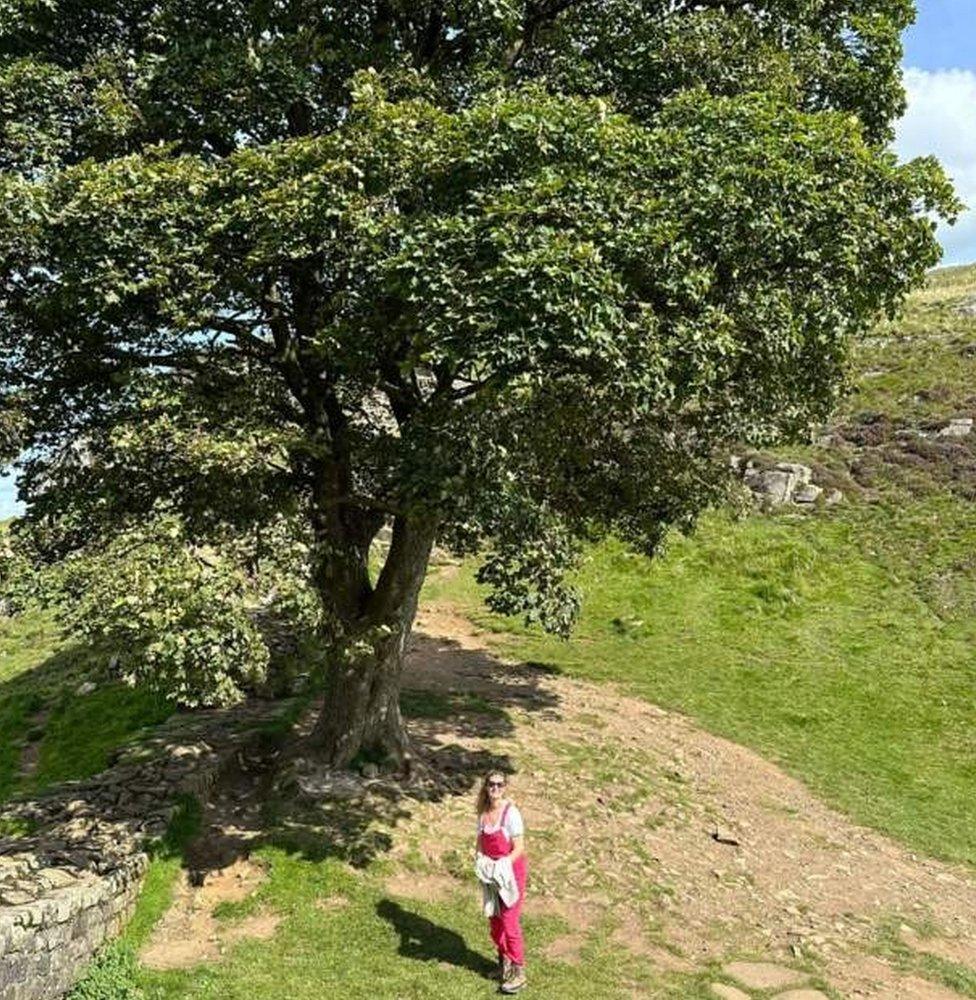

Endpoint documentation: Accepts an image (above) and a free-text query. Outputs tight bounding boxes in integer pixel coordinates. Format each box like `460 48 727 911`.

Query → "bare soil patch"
527 896 596 966
394 598 976 998
140 857 279 970
16 708 48 781
611 916 695 973
542 931 585 965
870 975 974 1000
902 927 976 969
141 738 284 970
385 871 461 904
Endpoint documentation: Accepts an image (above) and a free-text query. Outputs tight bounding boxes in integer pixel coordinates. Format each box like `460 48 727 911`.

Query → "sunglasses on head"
487 780 505 788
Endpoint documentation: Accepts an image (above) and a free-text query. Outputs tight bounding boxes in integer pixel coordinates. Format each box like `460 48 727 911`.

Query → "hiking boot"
501 963 526 993
494 956 511 982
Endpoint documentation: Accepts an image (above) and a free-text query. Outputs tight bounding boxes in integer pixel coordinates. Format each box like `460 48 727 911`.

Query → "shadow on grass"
0 602 318 809
1 624 562 890
0 621 560 995
171 628 564 880
254 630 563 869
0 633 173 806
376 899 496 979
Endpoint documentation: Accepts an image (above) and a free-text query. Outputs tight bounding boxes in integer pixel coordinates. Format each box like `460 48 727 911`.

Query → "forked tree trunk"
311 514 435 770
313 617 414 769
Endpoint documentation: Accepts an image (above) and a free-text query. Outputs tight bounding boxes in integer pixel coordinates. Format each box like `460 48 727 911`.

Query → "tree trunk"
312 618 413 769
311 514 435 770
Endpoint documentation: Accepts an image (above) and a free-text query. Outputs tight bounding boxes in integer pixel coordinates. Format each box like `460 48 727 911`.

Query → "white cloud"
896 67 976 267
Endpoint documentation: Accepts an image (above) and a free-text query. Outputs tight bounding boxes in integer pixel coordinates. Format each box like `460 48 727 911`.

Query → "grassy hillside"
426 263 976 867
1 511 174 804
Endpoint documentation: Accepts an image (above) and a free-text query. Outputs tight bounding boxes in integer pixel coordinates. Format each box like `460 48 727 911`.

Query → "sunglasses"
487 780 506 788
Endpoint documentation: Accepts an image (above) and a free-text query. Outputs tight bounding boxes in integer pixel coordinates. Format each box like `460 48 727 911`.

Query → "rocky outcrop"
0 701 291 1000
955 296 976 318
938 417 973 438
732 458 842 508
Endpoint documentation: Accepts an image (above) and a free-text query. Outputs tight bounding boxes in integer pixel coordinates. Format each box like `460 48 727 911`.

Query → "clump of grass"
0 814 35 838
67 945 144 1000
399 688 506 720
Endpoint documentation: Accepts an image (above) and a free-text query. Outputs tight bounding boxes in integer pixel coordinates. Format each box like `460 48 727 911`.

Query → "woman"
475 771 528 993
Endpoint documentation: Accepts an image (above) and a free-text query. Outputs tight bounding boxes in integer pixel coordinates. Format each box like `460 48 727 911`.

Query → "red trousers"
480 805 528 967
488 854 527 965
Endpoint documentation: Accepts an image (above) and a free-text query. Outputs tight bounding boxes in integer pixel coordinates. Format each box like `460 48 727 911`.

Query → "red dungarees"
479 802 528 966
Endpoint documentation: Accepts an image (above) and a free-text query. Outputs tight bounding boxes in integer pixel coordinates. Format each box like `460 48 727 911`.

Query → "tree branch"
367 512 437 622
506 0 582 70
419 3 447 62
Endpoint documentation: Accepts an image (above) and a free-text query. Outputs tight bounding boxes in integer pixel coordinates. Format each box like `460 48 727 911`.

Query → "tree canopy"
0 1 959 766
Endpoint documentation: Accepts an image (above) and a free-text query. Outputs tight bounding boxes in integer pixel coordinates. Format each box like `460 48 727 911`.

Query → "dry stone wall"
0 856 145 1000
0 701 290 1000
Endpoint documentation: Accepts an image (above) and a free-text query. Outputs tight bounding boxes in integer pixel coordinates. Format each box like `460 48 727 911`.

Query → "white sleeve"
504 805 524 838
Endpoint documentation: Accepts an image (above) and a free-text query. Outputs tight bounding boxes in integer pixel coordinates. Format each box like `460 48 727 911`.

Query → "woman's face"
486 774 506 805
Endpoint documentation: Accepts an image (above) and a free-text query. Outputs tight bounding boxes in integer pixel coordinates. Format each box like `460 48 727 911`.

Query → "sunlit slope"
428 264 976 866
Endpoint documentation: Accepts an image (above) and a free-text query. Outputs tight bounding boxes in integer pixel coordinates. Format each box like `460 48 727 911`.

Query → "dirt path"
140 744 282 970
15 707 48 783
135 597 976 997
389 601 976 1000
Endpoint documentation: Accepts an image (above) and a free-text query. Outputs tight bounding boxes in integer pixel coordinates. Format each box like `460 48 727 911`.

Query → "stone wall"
0 855 146 1000
0 701 290 1000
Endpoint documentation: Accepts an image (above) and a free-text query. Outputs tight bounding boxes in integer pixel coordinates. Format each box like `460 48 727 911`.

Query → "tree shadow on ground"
256 630 562 869
1 626 562 890
375 899 497 979
0 632 175 808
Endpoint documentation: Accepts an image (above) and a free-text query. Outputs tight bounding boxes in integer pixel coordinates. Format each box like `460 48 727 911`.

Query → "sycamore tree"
0 1 958 769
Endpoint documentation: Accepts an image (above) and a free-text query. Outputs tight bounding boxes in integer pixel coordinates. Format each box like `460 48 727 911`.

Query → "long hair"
475 771 508 816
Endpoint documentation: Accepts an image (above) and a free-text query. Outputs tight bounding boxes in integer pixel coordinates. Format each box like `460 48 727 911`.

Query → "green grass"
875 917 976 999
130 845 719 1000
399 688 506 720
123 797 204 952
425 508 976 866
0 608 175 804
67 796 203 1000
36 682 173 788
0 609 60 801
850 271 976 424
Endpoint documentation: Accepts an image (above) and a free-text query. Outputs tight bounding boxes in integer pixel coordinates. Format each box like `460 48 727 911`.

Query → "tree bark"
311 514 435 770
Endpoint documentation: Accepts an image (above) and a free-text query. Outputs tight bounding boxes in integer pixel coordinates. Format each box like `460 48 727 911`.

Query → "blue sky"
897 0 976 267
903 0 974 71
0 476 16 520
0 473 18 520
0 2 973 520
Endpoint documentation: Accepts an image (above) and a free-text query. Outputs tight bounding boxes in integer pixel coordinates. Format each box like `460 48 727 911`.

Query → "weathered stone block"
751 469 797 504
939 417 973 438
774 461 813 485
793 483 823 504
1 954 32 984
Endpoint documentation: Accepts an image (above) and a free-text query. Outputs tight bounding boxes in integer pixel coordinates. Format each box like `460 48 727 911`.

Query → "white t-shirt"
477 802 525 841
